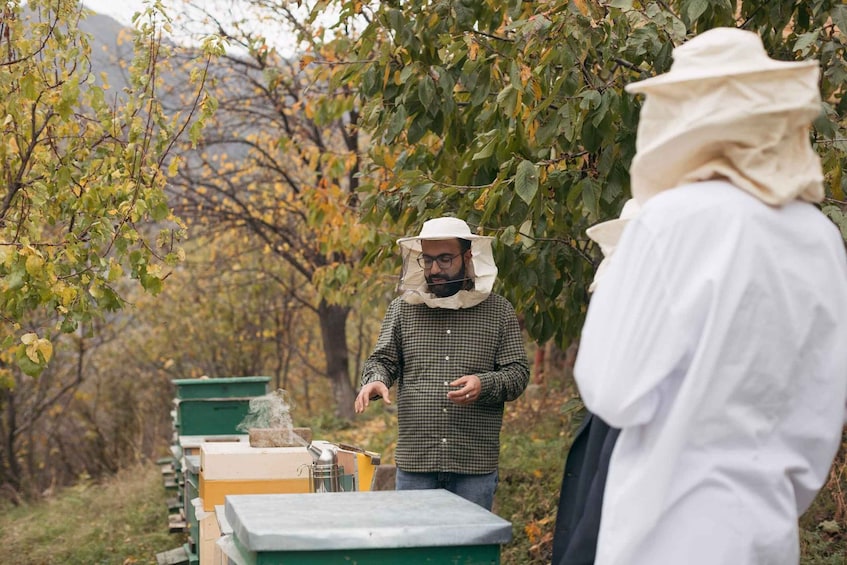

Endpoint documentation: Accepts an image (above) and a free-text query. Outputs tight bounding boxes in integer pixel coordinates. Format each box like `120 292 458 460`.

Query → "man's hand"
354 381 391 414
447 375 481 405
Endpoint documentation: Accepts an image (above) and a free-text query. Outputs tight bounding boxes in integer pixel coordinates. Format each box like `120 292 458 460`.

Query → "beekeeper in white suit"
574 27 847 565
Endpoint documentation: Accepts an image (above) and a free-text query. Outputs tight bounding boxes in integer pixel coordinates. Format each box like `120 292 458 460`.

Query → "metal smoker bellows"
307 442 342 493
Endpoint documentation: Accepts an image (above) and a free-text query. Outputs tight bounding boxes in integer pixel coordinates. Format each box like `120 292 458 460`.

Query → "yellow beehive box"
200 442 312 480
199 473 310 510
199 442 312 511
332 443 381 491
356 452 378 492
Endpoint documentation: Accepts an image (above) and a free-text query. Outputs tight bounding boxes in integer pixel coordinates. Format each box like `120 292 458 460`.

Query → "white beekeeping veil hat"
626 27 823 206
396 217 497 309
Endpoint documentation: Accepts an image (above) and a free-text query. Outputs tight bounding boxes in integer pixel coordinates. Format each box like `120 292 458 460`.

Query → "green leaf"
813 113 836 139
793 31 819 57
472 138 498 161
418 75 436 110
407 113 429 144
579 90 601 111
386 105 408 141
386 9 405 32
151 199 170 222
515 160 539 205
7 266 25 291
469 67 491 107
684 0 709 23
15 345 44 377
497 84 519 116
609 0 633 8
20 73 36 99
831 6 847 43
579 177 601 218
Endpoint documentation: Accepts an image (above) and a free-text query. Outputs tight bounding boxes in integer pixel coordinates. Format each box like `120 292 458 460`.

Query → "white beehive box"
200 442 312 480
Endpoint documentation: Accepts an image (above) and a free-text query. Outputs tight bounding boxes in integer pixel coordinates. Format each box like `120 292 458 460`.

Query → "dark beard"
426 262 468 298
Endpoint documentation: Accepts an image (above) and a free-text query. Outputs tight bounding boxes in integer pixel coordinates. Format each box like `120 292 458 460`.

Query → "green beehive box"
172 377 270 400
184 456 200 538
225 490 512 564
184 456 201 557
176 398 254 436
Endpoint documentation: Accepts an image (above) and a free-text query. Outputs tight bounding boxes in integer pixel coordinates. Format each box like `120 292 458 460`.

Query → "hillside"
1 383 845 564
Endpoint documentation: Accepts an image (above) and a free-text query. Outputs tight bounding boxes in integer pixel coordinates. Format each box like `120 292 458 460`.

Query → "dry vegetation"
0 376 844 564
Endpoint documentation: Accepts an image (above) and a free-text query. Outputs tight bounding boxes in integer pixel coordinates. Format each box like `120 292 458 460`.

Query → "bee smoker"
306 442 342 493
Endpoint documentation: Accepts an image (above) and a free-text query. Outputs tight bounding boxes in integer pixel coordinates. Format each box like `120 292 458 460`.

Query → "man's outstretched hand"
354 381 391 414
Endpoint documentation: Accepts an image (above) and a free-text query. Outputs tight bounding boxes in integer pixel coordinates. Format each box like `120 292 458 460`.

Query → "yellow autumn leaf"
25 253 44 276
23 334 52 364
107 259 124 282
831 165 844 200
473 187 490 211
57 283 77 306
469 40 479 61
146 263 163 277
0 368 13 390
520 64 531 87
37 339 53 363
88 282 102 299
573 0 589 15
168 154 181 177
524 521 541 543
531 80 542 101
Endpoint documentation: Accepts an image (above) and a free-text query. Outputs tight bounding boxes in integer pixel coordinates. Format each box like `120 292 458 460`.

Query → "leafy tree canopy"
321 0 847 347
0 0 221 381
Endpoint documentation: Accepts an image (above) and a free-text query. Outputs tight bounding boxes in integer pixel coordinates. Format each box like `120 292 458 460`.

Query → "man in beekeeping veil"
354 217 529 510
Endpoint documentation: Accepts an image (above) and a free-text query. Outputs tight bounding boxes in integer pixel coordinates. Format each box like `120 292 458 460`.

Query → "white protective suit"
577 180 847 565
575 28 847 565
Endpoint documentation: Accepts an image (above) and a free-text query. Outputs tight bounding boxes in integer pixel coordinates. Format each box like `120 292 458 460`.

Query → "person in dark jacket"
552 199 638 564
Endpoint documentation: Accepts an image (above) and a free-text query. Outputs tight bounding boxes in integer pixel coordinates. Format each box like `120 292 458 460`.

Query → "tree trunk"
317 300 355 421
1 388 21 500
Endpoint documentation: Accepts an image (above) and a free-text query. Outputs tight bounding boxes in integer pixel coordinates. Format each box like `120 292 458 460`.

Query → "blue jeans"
395 469 499 510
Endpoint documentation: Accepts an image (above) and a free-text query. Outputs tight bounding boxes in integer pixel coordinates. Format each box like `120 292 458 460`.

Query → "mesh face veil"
396 218 498 310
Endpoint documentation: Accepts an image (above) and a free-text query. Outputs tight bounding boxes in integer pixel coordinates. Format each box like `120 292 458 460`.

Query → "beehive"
198 442 312 511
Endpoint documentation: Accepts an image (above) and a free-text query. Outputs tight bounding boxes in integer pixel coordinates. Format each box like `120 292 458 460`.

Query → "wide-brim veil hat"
625 27 817 93
625 27 824 206
396 217 497 309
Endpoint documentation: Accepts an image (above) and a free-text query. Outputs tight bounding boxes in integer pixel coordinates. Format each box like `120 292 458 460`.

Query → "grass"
0 465 185 565
0 387 844 564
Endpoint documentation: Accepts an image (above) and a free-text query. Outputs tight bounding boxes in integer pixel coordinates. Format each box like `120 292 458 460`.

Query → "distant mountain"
78 12 133 94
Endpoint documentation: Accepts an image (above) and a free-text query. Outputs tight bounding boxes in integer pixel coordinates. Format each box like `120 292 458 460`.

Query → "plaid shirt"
361 293 530 474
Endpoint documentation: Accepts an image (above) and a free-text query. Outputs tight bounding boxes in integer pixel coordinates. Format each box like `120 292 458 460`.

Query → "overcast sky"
81 0 250 53
81 0 335 57
82 0 148 26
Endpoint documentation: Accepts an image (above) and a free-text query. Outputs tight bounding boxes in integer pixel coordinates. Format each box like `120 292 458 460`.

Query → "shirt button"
443 381 449 386
445 356 450 361
446 329 451 335
442 438 447 443
442 408 447 413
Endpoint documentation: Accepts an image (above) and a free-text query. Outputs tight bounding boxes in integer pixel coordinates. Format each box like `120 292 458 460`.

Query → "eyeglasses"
417 253 462 270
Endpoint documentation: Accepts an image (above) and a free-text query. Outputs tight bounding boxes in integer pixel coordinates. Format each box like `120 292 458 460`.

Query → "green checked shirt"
361 293 530 474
